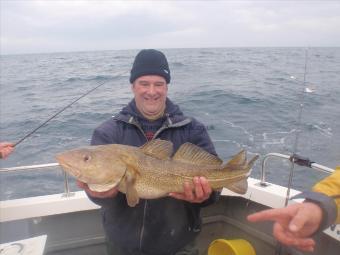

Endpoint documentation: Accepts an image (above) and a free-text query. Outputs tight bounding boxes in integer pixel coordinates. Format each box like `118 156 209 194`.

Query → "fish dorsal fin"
173 143 222 165
140 139 173 160
224 150 247 170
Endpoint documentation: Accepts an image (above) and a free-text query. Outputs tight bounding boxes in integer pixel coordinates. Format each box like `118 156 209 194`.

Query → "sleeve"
292 191 337 231
189 119 220 207
291 166 340 230
91 119 118 146
312 166 340 224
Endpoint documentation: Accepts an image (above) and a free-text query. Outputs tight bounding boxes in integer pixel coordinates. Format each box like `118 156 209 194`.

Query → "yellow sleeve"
313 166 340 224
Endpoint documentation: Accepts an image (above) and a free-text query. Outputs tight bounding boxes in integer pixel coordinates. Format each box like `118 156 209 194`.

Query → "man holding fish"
60 49 255 255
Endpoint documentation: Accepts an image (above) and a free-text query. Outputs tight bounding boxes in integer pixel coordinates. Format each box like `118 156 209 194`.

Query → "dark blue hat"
130 49 171 84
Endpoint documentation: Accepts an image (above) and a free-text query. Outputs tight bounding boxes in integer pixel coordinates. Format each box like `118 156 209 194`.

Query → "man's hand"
77 180 119 198
169 176 212 203
247 202 323 252
0 142 14 159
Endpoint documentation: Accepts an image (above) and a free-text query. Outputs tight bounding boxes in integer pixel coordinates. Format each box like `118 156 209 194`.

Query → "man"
248 166 340 252
78 49 218 255
0 142 14 159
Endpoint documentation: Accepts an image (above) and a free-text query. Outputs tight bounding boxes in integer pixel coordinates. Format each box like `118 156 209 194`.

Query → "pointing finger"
247 207 290 223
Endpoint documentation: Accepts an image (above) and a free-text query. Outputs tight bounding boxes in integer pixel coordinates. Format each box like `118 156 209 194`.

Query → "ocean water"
1 47 339 200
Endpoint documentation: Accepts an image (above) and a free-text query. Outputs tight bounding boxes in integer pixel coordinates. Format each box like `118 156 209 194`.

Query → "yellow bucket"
208 239 256 255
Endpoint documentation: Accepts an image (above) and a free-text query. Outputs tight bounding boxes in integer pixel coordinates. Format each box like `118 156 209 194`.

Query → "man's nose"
147 84 156 94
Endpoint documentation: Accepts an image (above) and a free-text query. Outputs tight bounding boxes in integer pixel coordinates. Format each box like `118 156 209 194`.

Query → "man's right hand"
77 180 119 198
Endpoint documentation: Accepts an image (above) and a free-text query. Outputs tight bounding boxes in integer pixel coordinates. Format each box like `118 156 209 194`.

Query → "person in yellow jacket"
248 166 339 252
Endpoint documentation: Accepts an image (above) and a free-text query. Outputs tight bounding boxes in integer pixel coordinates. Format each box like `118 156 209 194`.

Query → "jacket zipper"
139 200 148 251
125 117 148 252
122 115 192 252
127 116 148 141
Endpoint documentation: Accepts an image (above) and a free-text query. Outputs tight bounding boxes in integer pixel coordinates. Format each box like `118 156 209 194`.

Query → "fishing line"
275 49 311 255
14 77 116 147
285 48 309 206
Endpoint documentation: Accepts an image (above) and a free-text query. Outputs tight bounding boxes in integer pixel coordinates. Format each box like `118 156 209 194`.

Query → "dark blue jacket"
88 98 218 255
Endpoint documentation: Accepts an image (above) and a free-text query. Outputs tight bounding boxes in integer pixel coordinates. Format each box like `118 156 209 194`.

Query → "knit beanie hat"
130 49 171 84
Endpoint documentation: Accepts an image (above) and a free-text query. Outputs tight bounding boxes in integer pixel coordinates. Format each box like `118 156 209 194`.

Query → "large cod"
56 139 258 207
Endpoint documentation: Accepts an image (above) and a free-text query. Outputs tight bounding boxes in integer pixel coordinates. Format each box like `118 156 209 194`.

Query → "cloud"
1 1 340 54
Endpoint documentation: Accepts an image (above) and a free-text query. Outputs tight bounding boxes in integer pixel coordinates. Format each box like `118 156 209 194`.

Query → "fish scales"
56 139 259 207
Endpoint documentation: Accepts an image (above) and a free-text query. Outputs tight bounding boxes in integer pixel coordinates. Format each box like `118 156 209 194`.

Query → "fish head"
56 145 127 186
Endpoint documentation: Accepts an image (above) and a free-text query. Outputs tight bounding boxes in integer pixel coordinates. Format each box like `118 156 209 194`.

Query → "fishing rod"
13 77 115 147
285 48 310 207
275 49 312 255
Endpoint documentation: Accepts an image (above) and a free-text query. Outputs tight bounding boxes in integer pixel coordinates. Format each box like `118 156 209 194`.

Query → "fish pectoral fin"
227 178 248 194
173 143 222 165
126 186 139 207
124 168 139 207
140 139 173 160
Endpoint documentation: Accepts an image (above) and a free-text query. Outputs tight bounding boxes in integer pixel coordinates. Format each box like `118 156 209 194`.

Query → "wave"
172 62 185 67
65 74 118 83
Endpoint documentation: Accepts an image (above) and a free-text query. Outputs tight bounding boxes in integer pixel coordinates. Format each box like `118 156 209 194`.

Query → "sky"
1 0 340 55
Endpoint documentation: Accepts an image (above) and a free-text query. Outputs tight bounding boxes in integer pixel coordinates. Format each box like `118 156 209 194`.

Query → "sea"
0 47 339 201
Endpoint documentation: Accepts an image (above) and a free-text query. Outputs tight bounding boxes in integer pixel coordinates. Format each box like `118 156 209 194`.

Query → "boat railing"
0 163 74 197
260 153 335 186
0 153 335 198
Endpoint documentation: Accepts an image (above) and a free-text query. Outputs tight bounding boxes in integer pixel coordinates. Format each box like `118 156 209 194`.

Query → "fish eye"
83 155 91 162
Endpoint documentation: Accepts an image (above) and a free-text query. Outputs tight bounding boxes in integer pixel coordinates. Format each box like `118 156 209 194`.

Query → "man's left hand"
169 176 212 203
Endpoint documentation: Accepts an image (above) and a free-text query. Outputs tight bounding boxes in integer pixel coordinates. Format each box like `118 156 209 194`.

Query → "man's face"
132 75 168 118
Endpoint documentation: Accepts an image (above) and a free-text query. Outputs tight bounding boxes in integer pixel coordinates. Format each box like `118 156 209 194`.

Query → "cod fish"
56 139 258 207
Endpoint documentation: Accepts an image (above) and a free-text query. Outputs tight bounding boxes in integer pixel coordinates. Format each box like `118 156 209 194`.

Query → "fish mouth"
56 157 82 179
56 156 127 187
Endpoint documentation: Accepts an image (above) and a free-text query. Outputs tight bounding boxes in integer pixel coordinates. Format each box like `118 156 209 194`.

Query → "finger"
184 181 194 201
247 208 289 222
1 150 9 158
273 223 297 246
1 142 14 147
295 243 315 252
200 177 212 197
1 147 13 158
194 177 204 199
291 237 315 247
288 208 310 232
